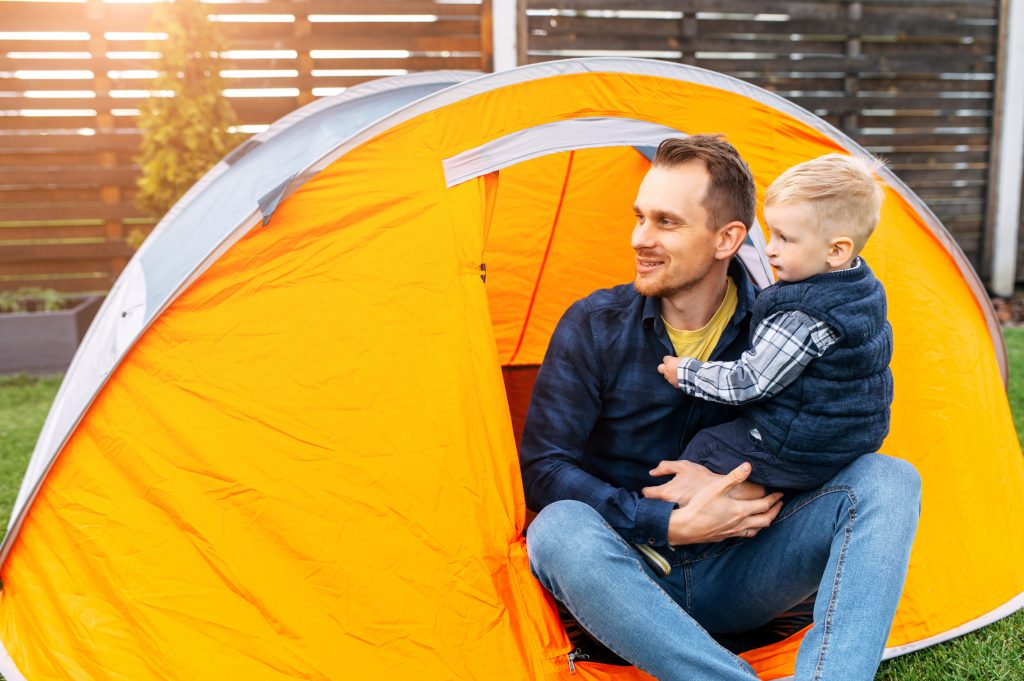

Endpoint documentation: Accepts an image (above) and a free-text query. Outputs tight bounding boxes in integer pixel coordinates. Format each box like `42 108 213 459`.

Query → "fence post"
842 1 862 135
987 0 1024 296
492 0 517 71
679 1 698 66
294 0 313 106
515 0 529 67
87 0 124 288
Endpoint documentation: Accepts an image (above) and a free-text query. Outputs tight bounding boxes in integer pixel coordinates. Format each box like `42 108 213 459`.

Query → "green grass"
1 334 1023 680
0 374 61 531
874 326 1024 680
1004 327 1024 445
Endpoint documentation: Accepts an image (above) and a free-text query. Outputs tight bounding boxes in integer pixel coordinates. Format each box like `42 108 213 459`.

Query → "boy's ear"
715 221 747 260
827 236 855 268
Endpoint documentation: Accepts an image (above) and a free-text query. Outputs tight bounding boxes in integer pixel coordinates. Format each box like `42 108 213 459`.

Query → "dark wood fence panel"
525 0 1000 273
0 0 492 295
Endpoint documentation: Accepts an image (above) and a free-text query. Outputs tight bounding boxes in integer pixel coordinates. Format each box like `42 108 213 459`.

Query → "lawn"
0 331 1022 680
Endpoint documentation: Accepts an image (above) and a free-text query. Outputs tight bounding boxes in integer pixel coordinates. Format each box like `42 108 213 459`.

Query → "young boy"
659 153 893 498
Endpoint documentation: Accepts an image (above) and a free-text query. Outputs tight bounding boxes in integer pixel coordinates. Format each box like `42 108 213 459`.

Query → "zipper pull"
567 648 589 675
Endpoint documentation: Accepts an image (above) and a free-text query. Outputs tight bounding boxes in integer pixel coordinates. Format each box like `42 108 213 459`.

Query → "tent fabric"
0 59 1021 681
2 72 477 551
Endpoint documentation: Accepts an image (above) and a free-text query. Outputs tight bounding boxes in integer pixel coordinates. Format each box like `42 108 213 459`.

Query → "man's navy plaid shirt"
520 261 757 549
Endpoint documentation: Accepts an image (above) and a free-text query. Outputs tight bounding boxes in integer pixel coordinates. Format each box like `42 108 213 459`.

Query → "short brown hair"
765 153 885 253
652 135 756 231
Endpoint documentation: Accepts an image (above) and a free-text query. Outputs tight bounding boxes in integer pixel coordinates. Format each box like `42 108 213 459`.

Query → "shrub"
135 0 239 220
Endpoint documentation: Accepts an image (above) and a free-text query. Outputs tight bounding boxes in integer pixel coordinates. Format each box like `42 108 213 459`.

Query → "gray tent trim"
441 117 681 187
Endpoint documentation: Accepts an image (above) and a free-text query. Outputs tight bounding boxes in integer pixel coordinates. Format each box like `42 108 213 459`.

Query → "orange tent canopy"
0 60 1020 681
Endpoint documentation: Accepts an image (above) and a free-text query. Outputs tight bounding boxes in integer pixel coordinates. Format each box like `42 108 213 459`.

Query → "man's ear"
826 237 855 268
715 221 747 260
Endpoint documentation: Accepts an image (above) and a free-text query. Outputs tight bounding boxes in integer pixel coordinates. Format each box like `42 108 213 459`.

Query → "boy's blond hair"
764 153 885 253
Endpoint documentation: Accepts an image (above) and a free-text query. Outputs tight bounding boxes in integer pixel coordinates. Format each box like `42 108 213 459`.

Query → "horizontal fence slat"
0 203 144 222
0 132 141 153
0 224 109 240
0 241 133 265
0 167 139 188
0 275 113 294
1 258 121 277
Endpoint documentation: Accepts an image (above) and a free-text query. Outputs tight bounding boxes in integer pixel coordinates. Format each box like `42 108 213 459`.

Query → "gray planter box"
0 295 103 375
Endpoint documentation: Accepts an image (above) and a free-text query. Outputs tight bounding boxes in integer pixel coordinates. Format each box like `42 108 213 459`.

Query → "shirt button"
647 537 656 545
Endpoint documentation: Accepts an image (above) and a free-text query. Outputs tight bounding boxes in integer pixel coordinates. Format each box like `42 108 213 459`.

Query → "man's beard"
633 261 713 299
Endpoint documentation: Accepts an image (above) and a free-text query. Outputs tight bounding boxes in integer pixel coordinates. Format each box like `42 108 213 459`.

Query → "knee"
526 500 604 581
845 454 922 512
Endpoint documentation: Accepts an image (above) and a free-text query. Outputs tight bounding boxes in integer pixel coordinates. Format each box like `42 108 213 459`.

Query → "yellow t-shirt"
662 279 738 362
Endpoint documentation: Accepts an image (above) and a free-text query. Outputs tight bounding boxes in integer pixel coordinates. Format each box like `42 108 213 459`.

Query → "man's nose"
632 221 654 250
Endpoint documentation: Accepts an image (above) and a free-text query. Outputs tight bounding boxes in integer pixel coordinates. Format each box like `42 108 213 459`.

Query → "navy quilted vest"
745 259 893 463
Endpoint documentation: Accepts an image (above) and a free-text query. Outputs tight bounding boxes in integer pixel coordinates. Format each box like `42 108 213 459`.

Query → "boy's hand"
658 355 682 387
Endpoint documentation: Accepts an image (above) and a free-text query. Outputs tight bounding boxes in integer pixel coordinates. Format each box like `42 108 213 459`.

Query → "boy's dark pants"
681 417 847 491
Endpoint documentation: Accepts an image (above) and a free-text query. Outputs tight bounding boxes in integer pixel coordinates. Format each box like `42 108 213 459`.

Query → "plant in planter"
0 287 68 314
0 288 103 375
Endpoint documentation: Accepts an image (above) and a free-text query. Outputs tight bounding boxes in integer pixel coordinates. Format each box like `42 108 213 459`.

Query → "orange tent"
0 59 1020 680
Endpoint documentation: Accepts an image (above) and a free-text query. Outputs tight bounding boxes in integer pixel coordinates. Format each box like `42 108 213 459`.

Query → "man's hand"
658 355 682 388
643 459 767 506
662 462 784 545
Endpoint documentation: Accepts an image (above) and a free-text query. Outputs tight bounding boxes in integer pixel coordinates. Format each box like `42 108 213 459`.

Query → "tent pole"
990 0 1024 297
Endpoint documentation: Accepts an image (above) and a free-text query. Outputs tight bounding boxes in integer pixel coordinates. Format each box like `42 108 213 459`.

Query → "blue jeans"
526 454 921 681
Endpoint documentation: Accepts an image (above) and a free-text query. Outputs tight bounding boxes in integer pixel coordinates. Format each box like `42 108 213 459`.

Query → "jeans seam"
811 502 857 681
683 561 693 612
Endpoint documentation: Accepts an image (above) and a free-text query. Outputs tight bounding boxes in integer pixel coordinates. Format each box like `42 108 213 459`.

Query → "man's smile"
636 256 665 273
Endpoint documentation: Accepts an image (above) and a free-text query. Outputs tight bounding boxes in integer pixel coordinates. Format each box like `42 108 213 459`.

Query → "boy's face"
763 200 835 282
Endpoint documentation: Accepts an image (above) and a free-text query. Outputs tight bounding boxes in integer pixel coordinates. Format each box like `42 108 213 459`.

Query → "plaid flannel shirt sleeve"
676 310 839 405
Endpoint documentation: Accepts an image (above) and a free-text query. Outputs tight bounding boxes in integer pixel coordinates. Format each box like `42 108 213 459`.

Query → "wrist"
667 507 695 547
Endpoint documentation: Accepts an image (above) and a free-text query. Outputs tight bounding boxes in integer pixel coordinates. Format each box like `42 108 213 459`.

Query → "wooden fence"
523 0 1004 279
1 0 1018 294
0 0 492 294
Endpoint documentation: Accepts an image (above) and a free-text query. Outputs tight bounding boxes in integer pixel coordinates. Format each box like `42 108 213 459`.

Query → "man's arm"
520 300 784 548
519 300 676 548
666 310 838 405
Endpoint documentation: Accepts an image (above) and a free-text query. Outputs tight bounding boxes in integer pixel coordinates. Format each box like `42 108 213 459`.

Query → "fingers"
657 362 668 376
734 496 784 539
719 462 752 491
648 460 678 477
641 484 666 500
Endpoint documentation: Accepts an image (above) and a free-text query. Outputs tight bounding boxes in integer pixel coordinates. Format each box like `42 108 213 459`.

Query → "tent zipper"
567 648 589 675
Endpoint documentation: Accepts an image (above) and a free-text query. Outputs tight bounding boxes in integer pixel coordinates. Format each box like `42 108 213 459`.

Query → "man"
521 135 921 681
